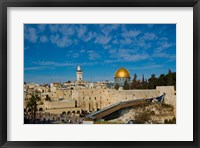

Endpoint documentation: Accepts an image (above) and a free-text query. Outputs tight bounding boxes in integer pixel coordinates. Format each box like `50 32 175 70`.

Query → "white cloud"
159 37 168 41
34 60 98 68
25 66 47 71
49 24 76 36
120 38 132 45
104 45 112 49
58 25 76 36
24 27 38 43
49 24 59 32
50 34 73 48
95 35 111 45
122 30 141 38
77 25 87 38
37 24 46 32
152 41 176 61
83 32 96 42
77 31 96 42
108 49 116 54
99 24 119 35
143 33 158 40
120 52 149 62
126 33 157 49
104 59 120 63
80 49 86 53
110 49 149 62
40 35 48 43
112 39 119 44
67 52 80 58
129 63 163 70
155 42 175 53
34 61 75 67
152 52 176 61
87 50 101 60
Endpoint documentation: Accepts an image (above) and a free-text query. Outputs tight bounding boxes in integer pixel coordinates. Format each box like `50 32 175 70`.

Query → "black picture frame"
0 0 200 148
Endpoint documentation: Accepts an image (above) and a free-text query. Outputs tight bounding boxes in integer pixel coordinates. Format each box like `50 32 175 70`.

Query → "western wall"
36 86 176 115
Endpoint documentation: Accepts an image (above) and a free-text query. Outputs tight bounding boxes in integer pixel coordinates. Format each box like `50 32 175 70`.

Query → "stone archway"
62 111 66 115
67 111 71 115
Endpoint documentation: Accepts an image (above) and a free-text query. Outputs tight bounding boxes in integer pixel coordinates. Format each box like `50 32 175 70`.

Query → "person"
43 118 46 123
152 97 158 102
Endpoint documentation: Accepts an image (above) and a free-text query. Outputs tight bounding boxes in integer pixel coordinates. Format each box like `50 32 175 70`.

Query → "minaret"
76 65 83 81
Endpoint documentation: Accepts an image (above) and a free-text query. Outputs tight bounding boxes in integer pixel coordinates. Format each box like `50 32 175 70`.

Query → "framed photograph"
0 0 199 147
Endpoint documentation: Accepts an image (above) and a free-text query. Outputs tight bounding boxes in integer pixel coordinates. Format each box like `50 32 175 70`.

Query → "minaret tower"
76 65 83 81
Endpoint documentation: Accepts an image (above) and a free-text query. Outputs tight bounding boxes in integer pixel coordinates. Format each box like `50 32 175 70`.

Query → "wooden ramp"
86 95 165 121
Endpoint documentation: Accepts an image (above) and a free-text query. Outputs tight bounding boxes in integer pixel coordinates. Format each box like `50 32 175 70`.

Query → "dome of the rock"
114 67 131 88
114 67 130 78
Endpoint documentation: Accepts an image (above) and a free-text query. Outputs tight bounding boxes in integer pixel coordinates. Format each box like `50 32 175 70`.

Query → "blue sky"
24 24 176 84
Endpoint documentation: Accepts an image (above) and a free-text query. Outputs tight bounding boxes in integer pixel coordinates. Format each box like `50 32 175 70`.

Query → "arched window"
67 111 71 115
89 103 91 112
62 111 66 115
75 100 77 108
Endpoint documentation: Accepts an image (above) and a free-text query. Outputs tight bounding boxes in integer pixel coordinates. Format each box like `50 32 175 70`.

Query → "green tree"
123 80 130 90
26 94 40 121
114 83 120 90
172 72 176 90
148 74 158 89
140 74 148 89
141 74 144 84
166 69 174 86
157 74 166 86
131 73 141 89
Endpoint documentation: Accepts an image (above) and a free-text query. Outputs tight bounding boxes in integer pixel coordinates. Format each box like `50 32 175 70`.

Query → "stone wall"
25 86 176 115
71 88 160 112
44 100 75 109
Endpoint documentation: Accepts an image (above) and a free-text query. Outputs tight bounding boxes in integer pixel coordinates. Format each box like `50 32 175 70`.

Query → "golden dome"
114 67 130 78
